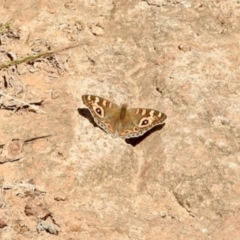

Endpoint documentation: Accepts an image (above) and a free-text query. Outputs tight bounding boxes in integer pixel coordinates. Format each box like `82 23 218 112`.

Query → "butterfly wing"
118 108 167 139
82 95 121 136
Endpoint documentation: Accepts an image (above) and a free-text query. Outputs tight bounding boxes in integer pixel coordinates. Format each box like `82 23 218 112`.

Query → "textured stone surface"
0 0 240 239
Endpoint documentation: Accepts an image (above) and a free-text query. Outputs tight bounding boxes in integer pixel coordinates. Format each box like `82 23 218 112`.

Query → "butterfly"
82 95 167 139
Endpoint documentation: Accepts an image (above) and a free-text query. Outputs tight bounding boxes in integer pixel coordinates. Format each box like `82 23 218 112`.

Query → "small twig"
0 90 45 113
0 43 82 70
0 135 53 148
24 134 53 144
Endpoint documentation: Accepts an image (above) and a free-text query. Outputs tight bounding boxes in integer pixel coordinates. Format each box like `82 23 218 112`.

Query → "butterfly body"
82 95 167 139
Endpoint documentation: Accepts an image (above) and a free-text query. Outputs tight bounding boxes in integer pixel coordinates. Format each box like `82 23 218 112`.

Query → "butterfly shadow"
77 108 98 127
125 123 166 147
77 108 166 147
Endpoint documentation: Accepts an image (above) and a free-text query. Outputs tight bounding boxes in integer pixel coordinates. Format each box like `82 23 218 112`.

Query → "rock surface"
0 0 240 239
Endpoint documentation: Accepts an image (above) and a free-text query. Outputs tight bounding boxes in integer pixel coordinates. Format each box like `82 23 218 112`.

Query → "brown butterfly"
82 95 167 139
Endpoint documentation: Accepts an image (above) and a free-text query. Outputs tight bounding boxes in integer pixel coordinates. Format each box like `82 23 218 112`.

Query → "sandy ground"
0 0 240 239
